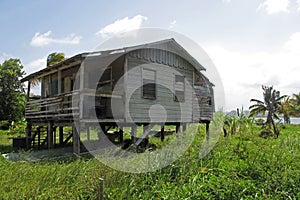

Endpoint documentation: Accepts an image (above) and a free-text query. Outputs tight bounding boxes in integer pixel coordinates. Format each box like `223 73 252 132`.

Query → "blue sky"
1 0 300 110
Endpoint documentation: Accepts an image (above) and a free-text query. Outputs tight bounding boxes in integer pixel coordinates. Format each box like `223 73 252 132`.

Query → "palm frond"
250 99 264 104
273 113 280 120
249 106 266 117
249 104 266 110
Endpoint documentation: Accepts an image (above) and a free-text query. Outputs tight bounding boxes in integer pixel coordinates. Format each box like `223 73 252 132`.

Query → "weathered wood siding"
192 70 214 121
125 49 195 123
41 65 80 97
81 56 125 119
33 48 214 124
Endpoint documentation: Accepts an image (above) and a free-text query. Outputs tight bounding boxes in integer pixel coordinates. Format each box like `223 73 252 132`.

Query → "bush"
0 120 10 130
259 128 274 138
9 121 26 135
255 118 265 126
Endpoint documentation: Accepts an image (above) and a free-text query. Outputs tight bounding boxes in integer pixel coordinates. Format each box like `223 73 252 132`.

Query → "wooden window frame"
174 74 185 102
142 67 156 100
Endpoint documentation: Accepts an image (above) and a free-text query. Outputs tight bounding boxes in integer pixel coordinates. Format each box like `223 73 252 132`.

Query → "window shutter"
142 68 156 99
174 75 185 102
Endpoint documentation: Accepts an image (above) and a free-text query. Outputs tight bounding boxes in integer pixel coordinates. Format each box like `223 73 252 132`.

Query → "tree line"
0 53 65 122
249 85 300 137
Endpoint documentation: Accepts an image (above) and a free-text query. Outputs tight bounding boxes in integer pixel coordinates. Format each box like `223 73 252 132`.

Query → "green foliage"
1 123 300 199
0 58 26 121
291 93 300 117
255 118 265 125
224 108 254 136
46 52 65 67
249 85 285 137
0 157 107 199
278 96 294 124
0 120 10 130
8 120 27 135
0 121 27 153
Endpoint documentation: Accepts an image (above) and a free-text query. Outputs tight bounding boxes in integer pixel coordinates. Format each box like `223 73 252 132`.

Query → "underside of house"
21 39 215 154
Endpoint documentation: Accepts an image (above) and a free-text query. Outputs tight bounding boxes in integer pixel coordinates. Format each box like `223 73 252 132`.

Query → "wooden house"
22 39 214 154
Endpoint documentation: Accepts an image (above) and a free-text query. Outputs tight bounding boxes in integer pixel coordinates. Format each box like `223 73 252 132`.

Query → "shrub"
0 120 10 130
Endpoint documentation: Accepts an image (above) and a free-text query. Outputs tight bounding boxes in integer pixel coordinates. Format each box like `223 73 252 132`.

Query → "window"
174 75 185 102
142 68 156 99
97 67 112 93
49 73 59 96
208 97 212 106
194 72 205 87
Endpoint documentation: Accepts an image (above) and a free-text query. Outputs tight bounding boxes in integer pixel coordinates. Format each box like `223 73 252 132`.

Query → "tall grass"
1 116 300 199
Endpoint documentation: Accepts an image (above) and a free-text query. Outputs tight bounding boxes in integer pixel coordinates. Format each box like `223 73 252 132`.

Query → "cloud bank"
25 57 47 74
257 0 290 14
205 31 300 110
96 15 148 38
31 31 81 47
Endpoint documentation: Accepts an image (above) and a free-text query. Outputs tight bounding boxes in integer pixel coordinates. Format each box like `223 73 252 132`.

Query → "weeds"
0 118 300 199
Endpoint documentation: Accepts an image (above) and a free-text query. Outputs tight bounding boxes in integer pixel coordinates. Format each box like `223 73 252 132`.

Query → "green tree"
249 85 285 138
0 58 26 121
223 107 253 136
278 96 294 124
291 93 300 117
46 52 65 67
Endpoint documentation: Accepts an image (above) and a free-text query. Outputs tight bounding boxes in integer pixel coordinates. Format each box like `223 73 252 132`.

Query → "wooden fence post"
99 178 104 200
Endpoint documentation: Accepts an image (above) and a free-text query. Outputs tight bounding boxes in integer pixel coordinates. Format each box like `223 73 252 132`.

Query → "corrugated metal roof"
21 38 206 82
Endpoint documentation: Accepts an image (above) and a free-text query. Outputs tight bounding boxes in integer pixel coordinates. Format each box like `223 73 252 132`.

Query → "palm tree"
291 93 300 117
249 85 286 138
28 52 66 91
46 52 65 67
278 96 294 124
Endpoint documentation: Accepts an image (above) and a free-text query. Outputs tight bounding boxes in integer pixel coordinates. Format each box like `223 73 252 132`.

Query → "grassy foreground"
1 122 300 199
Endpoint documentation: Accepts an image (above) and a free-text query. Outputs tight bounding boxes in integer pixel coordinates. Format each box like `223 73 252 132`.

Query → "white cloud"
284 32 300 53
169 20 177 29
96 15 148 38
222 0 231 3
23 57 47 95
257 0 290 14
25 57 46 74
297 0 300 11
30 31 81 47
205 31 300 110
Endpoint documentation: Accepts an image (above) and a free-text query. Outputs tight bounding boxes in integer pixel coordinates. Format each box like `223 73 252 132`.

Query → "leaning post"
205 121 210 141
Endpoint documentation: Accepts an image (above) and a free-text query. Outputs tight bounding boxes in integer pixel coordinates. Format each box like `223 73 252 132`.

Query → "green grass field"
1 121 300 199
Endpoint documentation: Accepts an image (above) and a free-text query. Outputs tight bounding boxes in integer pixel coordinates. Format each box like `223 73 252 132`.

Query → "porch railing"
25 91 80 121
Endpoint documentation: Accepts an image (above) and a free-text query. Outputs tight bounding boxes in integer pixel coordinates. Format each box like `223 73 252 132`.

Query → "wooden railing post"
58 70 62 94
26 81 31 101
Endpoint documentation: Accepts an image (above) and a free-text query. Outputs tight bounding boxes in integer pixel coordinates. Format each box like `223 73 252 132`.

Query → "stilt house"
21 39 214 154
